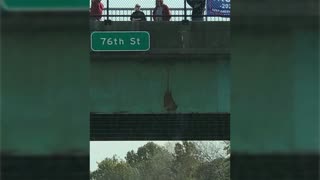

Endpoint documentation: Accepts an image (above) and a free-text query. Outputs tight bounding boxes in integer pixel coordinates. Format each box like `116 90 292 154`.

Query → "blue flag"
206 0 231 17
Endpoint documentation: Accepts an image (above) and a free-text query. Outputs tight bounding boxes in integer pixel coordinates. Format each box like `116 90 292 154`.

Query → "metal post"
184 0 187 21
182 0 189 24
104 0 112 25
107 0 109 20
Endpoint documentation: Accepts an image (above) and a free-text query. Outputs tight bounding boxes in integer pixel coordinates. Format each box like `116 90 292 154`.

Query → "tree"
194 141 230 180
172 141 202 180
90 155 140 180
91 141 230 180
125 142 165 166
125 142 175 180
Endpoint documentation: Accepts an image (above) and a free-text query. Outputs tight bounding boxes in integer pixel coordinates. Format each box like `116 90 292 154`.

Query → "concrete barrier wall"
91 58 230 113
90 22 230 113
91 21 230 55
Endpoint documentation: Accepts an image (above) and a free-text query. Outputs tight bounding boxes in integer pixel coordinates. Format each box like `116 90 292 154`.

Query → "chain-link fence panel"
90 0 230 21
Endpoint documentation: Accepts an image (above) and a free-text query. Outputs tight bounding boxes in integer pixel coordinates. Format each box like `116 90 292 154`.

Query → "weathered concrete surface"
231 1 319 154
90 58 230 113
90 22 230 113
231 1 319 179
91 21 230 56
1 12 89 155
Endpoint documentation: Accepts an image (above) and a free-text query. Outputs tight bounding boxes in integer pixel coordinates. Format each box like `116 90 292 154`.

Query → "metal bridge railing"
94 8 230 22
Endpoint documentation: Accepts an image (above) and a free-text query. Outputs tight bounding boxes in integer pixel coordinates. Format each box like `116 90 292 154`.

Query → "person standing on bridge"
187 0 206 21
130 4 147 21
90 0 104 21
153 0 171 21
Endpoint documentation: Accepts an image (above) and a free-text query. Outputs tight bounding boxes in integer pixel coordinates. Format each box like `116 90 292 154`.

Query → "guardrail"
92 8 230 22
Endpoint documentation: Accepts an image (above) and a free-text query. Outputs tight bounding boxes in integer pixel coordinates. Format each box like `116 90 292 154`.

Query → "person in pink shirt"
90 0 104 21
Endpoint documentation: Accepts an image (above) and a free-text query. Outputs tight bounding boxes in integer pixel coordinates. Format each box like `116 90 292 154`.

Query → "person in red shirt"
90 0 104 21
153 0 171 21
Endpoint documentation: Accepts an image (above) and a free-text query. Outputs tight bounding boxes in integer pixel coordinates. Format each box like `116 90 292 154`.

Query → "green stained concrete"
1 15 230 155
291 30 319 153
1 11 318 156
1 17 89 155
231 25 319 153
90 59 230 113
90 22 231 113
92 22 230 54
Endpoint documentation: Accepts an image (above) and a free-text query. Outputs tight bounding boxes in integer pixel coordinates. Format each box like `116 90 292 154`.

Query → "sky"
90 141 227 172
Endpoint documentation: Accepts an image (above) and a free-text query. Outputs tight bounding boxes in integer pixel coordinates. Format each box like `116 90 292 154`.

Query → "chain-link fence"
90 0 230 22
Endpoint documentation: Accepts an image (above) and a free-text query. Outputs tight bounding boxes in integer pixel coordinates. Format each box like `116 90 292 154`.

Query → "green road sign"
91 31 150 52
2 0 87 10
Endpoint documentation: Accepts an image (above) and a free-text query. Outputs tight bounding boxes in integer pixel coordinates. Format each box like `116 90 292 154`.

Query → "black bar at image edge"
232 154 320 180
1 155 89 180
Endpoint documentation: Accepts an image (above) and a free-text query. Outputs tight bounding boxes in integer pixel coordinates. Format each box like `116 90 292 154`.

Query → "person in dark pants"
153 0 172 21
130 4 147 21
187 0 206 21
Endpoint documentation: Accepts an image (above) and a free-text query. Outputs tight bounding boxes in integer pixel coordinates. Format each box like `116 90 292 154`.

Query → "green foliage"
91 141 230 180
90 155 140 180
126 142 164 164
125 142 175 180
195 158 230 180
172 141 202 180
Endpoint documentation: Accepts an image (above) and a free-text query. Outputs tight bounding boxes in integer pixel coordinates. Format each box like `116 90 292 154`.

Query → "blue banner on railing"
206 0 231 17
